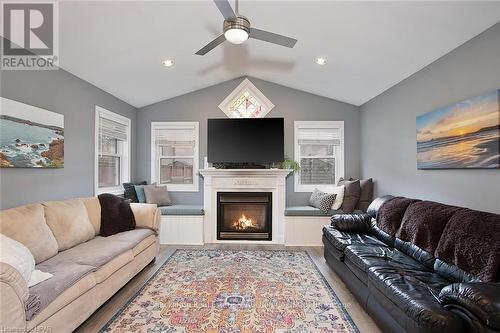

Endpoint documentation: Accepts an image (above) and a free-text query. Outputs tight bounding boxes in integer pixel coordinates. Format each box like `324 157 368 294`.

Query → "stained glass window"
219 78 274 118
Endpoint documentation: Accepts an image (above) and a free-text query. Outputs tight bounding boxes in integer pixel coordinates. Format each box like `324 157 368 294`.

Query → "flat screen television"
207 118 284 163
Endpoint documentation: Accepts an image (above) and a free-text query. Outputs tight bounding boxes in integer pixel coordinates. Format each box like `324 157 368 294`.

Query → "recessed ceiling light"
162 59 174 67
315 57 327 65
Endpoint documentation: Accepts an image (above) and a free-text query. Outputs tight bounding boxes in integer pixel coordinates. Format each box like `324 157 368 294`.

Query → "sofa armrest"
130 203 161 233
0 263 28 331
330 213 371 234
439 282 500 329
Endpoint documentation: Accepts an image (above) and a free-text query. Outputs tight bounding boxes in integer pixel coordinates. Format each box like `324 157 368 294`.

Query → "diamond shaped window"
218 78 275 118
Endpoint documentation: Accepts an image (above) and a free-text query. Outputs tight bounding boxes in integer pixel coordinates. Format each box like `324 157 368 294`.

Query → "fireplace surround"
217 192 272 240
199 168 292 244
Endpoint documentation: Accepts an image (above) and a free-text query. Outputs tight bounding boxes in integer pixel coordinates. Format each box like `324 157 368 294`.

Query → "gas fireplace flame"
232 213 258 230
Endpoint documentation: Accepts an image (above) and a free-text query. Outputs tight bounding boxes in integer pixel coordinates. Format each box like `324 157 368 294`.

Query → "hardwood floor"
75 245 382 333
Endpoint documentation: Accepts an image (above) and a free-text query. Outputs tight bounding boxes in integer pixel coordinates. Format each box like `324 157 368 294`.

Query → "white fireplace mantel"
199 168 293 244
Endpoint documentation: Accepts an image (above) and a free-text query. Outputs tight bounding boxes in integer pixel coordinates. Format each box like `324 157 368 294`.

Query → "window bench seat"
284 206 364 246
159 205 204 245
160 205 204 216
284 206 364 216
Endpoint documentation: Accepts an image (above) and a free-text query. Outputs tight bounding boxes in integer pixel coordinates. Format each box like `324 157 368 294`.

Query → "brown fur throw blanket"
435 209 500 282
396 201 465 254
376 197 420 236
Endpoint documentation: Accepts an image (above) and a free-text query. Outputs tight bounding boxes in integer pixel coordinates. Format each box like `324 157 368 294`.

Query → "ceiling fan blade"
195 34 226 55
213 0 236 20
249 28 297 48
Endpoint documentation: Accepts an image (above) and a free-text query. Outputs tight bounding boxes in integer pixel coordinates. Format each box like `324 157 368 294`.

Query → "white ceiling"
58 1 500 108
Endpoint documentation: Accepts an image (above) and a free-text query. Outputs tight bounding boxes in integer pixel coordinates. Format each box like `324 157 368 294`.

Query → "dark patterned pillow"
318 193 337 212
123 181 147 202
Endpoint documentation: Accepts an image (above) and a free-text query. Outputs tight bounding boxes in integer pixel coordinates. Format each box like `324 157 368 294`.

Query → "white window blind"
151 122 199 192
95 106 131 195
99 117 128 141
294 121 344 192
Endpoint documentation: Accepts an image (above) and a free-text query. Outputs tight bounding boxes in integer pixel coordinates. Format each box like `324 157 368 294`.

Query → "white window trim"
94 106 131 196
294 121 345 192
150 121 199 192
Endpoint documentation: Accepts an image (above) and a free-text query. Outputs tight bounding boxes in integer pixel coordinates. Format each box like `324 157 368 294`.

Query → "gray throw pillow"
308 188 324 207
143 185 172 206
309 188 337 213
337 179 361 213
356 178 374 212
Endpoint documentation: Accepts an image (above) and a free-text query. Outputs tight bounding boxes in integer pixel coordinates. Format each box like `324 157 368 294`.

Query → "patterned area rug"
101 250 359 333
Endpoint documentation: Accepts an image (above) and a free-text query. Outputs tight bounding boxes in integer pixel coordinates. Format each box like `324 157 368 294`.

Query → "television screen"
207 118 284 163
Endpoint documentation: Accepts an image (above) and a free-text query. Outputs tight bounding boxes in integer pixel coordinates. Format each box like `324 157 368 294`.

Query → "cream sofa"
0 197 161 333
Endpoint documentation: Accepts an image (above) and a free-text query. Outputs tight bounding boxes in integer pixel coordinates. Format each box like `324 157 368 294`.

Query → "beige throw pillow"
144 185 172 206
321 185 345 210
43 199 95 251
0 203 58 263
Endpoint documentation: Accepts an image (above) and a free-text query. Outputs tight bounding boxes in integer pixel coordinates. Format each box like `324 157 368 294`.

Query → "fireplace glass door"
217 192 272 240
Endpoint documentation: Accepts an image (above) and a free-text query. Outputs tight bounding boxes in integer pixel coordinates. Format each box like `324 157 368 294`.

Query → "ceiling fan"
195 0 298 55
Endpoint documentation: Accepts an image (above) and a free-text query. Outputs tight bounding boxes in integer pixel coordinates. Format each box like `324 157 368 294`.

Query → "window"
95 106 131 195
151 122 199 192
294 121 344 192
218 78 274 118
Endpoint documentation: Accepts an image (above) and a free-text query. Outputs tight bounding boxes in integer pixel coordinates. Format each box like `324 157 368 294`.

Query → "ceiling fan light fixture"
224 28 249 44
223 15 250 45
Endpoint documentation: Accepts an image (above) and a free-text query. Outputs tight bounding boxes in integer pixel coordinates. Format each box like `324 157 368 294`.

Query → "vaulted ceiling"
58 1 500 108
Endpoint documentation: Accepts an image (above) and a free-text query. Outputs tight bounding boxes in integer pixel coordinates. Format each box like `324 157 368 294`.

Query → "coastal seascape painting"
0 98 64 168
417 90 499 169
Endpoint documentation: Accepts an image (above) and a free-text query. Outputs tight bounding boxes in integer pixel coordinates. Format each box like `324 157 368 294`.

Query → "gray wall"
0 67 137 209
360 23 500 213
137 77 361 206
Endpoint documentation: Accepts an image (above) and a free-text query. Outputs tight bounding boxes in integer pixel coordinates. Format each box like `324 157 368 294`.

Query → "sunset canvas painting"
417 90 499 169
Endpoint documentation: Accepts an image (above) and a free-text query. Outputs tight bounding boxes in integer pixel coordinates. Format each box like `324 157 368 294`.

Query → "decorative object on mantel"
218 78 275 118
280 156 300 172
416 89 499 169
0 97 64 168
100 249 358 333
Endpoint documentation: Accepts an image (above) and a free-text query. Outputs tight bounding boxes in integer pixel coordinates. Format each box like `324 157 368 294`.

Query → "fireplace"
217 192 272 241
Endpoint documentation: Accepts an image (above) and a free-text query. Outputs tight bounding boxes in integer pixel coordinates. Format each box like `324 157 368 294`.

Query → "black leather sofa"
322 195 500 333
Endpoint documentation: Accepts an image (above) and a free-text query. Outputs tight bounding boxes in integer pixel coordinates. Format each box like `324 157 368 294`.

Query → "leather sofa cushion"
370 218 396 247
322 226 387 253
439 282 500 329
330 213 371 234
395 238 435 269
0 203 59 264
43 199 96 251
323 236 344 261
434 259 480 283
344 244 427 284
368 266 463 333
